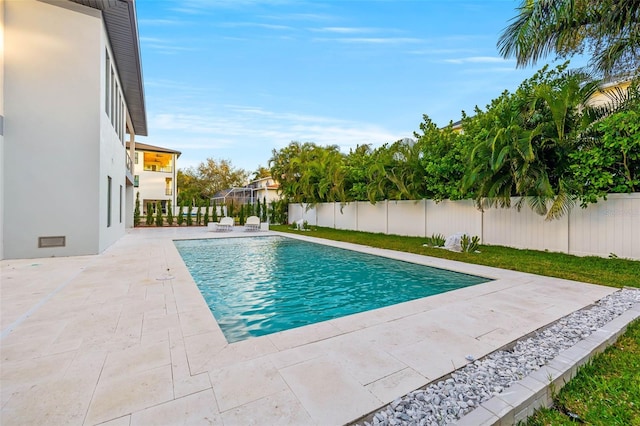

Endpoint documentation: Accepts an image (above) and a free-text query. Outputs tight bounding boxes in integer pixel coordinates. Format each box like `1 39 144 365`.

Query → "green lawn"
271 225 640 288
271 225 640 424
528 319 640 426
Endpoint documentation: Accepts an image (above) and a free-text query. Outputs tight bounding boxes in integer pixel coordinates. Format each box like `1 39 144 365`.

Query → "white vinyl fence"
289 193 640 260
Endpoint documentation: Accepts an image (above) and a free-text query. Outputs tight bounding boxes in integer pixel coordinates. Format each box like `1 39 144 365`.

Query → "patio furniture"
244 215 261 231
216 216 234 232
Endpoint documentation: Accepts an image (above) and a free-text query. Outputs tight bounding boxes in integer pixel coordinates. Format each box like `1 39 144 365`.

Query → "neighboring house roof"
250 176 273 183
70 0 147 136
248 176 279 187
127 141 181 157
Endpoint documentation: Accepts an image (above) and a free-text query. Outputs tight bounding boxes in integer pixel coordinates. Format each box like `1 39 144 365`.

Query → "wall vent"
38 236 66 248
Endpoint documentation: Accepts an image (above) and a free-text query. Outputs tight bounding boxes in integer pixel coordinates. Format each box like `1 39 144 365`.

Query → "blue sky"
135 0 577 175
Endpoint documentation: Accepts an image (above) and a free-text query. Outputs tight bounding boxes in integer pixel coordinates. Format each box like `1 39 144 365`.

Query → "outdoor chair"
244 215 261 231
216 216 234 232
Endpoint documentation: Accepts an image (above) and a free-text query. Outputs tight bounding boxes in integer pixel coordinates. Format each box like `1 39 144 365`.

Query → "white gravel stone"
356 288 640 426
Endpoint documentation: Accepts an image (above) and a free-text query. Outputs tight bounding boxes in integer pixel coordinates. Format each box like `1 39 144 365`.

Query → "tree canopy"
177 158 248 204
268 65 639 219
498 0 640 76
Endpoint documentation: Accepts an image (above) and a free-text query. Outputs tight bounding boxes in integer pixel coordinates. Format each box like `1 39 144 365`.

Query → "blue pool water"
174 236 490 342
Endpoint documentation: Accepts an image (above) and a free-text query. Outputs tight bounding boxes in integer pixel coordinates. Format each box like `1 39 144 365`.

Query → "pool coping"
0 227 622 425
174 232 496 344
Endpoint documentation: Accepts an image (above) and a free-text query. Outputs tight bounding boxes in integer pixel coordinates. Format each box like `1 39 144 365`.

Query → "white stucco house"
128 142 180 215
1 0 147 259
247 176 281 205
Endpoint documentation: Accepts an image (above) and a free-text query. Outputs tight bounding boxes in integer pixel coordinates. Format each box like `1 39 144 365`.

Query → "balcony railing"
144 165 173 173
126 152 133 174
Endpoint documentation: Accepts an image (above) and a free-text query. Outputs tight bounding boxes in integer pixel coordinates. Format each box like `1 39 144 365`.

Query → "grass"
271 225 640 288
271 225 640 424
528 319 640 426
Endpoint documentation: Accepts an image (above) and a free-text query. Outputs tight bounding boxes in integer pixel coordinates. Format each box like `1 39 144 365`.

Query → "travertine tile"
365 367 427 404
100 341 171 381
0 228 624 426
220 389 313 426
84 365 174 425
96 415 131 426
267 321 341 351
182 331 227 375
130 389 221 425
178 308 220 337
209 357 287 412
1 350 106 426
200 336 279 372
169 334 212 398
279 357 382 425
317 334 408 386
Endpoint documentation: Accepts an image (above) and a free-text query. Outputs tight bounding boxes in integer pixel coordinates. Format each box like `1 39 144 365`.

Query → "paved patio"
1 227 616 425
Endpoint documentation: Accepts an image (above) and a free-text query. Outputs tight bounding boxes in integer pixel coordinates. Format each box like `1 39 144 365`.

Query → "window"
105 50 128 143
134 175 139 187
110 70 115 126
115 91 120 139
107 176 112 227
105 50 110 117
165 178 172 196
119 185 123 223
135 152 139 164
120 94 124 142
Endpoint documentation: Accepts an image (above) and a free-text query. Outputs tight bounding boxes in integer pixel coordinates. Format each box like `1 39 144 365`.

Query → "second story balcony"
144 164 173 173
143 151 174 173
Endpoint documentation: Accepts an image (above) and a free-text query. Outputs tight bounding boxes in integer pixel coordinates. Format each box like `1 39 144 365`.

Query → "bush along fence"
134 198 288 228
289 193 640 260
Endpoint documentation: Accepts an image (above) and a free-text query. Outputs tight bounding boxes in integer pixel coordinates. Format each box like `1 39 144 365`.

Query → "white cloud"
407 48 475 56
260 12 335 22
459 67 519 74
148 106 402 156
313 37 422 45
171 0 297 14
442 56 512 64
313 27 377 34
138 19 185 26
140 37 200 54
218 22 293 31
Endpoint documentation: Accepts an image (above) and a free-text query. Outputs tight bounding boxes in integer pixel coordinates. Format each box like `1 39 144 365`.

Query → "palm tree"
463 90 534 211
498 0 640 75
364 139 427 203
464 65 604 219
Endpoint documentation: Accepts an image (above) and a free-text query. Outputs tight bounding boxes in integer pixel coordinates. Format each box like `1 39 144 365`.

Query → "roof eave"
69 0 148 136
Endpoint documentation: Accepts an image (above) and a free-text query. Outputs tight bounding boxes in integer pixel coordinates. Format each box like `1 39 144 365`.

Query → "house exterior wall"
252 187 279 205
2 0 129 258
587 80 632 107
0 0 5 261
248 177 280 205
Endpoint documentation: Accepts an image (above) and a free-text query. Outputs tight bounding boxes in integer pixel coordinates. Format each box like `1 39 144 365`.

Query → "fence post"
423 199 427 238
333 201 336 229
385 200 389 235
354 202 358 232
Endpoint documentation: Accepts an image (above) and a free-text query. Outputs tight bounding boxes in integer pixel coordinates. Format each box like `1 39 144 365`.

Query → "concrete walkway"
1 227 615 425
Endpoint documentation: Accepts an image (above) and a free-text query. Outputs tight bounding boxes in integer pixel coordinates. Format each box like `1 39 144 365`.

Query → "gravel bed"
356 288 640 426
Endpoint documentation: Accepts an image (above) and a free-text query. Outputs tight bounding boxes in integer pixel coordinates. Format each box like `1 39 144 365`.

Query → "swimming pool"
174 236 490 342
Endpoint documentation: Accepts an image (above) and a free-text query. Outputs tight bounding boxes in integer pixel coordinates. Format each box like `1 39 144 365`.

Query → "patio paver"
1 227 617 425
